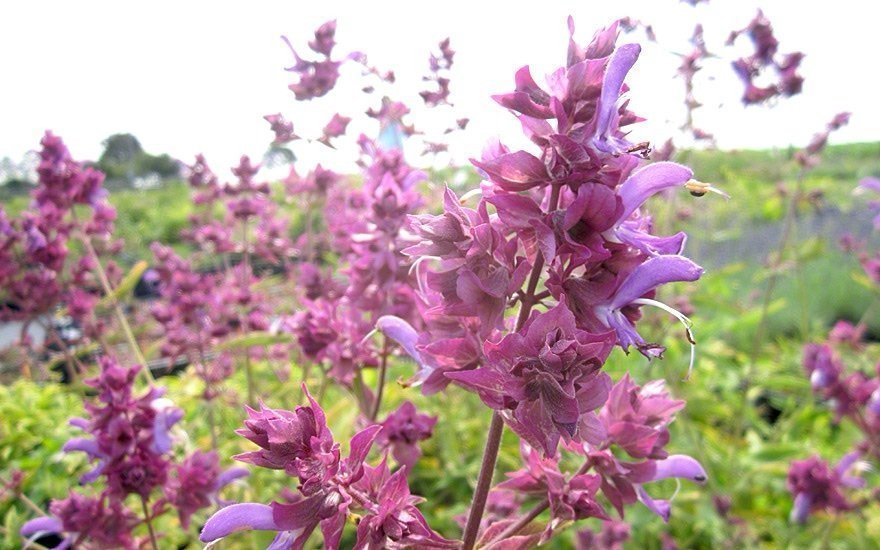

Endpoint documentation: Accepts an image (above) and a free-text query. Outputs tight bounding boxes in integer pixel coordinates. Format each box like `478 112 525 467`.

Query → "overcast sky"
1 0 877 177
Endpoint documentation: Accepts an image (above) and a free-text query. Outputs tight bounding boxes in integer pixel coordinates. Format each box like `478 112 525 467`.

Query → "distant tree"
96 133 180 185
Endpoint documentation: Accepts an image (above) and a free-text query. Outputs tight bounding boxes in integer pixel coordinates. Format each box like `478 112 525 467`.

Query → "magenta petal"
200 503 279 542
445 368 507 408
649 455 708 484
348 424 382 468
487 193 543 229
609 255 703 310
471 151 548 191
617 162 693 221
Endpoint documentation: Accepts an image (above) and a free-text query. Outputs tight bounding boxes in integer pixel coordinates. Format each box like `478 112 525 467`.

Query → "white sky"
1 0 877 178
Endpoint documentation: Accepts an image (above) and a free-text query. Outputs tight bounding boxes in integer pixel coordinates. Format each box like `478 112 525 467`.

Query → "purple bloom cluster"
21 358 245 547
200 386 453 548
789 183 880 524
384 20 714 458
1 133 116 334
794 112 851 168
265 113 301 145
283 20 345 101
149 243 236 390
377 401 437 470
727 10 805 105
787 454 863 524
420 38 455 107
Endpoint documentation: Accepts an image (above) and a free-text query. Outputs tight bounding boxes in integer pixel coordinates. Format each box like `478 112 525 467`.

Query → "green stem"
140 495 159 550
79 229 153 384
369 335 390 421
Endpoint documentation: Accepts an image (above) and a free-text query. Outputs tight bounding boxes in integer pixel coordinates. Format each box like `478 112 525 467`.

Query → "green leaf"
97 260 149 308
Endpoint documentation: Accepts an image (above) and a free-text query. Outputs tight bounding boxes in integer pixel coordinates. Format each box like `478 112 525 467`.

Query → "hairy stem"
461 411 505 550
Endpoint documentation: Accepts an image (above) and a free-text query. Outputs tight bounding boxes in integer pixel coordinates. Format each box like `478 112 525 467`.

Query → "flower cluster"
373 19 717 545
420 38 454 107
789 181 880 523
283 20 345 101
470 375 705 546
21 358 245 547
727 10 804 105
794 112 851 168
787 454 863 524
377 400 437 470
200 386 454 548
387 19 713 445
149 243 237 391
676 24 715 144
0 133 116 329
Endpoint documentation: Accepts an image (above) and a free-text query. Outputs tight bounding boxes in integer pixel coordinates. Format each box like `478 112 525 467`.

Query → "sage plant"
379 18 720 548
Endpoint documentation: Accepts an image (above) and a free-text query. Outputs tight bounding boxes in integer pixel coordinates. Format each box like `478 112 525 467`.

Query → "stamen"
631 297 697 379
408 254 439 277
359 328 378 347
459 187 483 203
669 478 683 502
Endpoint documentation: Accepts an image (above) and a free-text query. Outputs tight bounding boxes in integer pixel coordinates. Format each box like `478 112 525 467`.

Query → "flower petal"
608 255 703 311
649 454 708 484
200 503 279 542
617 162 693 221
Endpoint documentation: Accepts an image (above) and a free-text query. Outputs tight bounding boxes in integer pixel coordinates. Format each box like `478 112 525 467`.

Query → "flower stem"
240 217 257 406
140 495 159 550
369 335 390 421
461 411 505 550
486 455 592 544
79 230 153 384
461 183 562 550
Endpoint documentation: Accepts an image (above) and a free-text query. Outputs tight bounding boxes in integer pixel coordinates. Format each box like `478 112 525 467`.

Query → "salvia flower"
377 401 437 470
448 304 615 456
164 450 249 529
200 385 450 548
787 454 864 523
21 493 138 550
63 358 179 498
